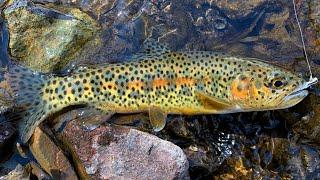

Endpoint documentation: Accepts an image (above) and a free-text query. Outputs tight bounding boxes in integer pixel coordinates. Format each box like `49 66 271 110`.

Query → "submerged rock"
25 161 51 180
214 135 320 179
0 89 12 114
57 119 189 179
207 0 266 19
3 0 99 72
0 120 16 163
0 164 29 180
279 89 320 143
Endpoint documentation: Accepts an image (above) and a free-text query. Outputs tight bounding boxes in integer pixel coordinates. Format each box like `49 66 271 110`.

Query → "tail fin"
6 64 48 143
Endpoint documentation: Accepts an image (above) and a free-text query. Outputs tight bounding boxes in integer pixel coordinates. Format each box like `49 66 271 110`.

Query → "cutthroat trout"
6 40 318 143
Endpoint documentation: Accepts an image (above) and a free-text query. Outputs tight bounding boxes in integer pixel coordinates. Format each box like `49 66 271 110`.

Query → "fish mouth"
282 77 318 108
283 89 308 102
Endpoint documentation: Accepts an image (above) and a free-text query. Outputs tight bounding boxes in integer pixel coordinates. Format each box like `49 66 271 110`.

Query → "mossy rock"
4 0 99 72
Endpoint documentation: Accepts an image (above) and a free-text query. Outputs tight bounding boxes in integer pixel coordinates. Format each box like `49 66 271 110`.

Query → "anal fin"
149 106 167 132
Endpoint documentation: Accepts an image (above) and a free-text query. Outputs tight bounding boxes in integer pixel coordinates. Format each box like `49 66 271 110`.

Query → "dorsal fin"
141 39 171 55
61 63 107 75
131 39 171 60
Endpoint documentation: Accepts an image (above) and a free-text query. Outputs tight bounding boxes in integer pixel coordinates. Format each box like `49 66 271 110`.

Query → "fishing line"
292 0 314 80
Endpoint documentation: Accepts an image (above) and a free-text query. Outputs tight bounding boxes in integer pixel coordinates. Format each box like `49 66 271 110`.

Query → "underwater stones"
36 0 149 65
271 139 320 179
46 0 118 20
0 79 14 114
59 120 190 179
213 135 320 179
288 92 320 143
3 0 99 72
0 164 29 180
0 121 16 163
29 127 77 179
0 89 12 114
304 0 320 64
208 0 266 19
156 115 237 178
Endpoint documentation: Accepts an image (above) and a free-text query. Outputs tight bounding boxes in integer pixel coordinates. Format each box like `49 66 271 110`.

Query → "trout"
6 40 318 143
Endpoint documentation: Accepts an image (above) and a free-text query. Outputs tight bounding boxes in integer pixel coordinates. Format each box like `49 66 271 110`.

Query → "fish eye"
270 77 286 89
274 80 283 87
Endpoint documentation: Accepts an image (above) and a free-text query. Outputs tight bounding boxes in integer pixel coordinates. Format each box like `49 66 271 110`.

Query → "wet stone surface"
30 0 320 67
58 119 190 179
3 0 99 72
0 118 16 164
154 111 320 179
29 127 77 179
0 164 29 180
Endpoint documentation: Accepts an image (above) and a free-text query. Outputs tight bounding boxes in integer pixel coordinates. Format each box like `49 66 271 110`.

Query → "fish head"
230 60 317 111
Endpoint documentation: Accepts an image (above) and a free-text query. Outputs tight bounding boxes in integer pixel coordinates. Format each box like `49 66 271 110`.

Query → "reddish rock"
59 120 189 179
29 127 77 179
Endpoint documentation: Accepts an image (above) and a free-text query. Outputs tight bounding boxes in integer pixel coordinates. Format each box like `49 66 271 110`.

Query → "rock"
166 116 238 179
0 88 13 114
0 17 12 114
213 135 320 179
37 0 118 20
58 120 189 179
25 161 51 180
0 164 29 180
29 127 77 179
297 0 320 65
63 0 149 65
0 78 14 114
0 119 16 163
3 0 99 72
282 90 320 143
207 0 266 19
0 16 10 69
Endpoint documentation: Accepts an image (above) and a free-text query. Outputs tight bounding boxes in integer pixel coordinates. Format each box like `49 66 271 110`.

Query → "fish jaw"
280 90 309 109
278 77 318 109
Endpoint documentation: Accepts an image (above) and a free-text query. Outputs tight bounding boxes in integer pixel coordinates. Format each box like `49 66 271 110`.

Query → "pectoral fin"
195 91 236 112
149 106 167 132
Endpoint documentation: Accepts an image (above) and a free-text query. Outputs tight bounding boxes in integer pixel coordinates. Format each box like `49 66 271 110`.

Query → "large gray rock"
59 120 190 179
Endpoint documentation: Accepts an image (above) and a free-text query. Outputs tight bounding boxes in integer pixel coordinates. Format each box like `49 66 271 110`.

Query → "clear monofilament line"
292 0 313 80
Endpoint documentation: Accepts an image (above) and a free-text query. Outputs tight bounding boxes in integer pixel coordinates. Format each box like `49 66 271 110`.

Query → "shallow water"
0 0 320 179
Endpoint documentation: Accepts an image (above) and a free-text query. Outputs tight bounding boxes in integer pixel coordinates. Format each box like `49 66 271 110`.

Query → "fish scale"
7 40 311 143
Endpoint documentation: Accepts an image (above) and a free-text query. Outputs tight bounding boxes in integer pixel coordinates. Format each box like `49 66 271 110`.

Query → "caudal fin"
6 65 48 143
